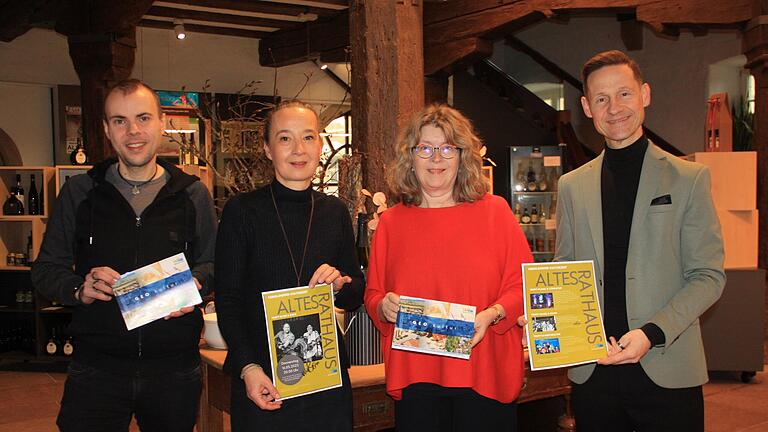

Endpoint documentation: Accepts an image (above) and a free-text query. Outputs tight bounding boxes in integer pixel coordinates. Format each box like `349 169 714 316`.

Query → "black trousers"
230 367 353 432
572 364 704 432
395 383 518 432
57 361 202 432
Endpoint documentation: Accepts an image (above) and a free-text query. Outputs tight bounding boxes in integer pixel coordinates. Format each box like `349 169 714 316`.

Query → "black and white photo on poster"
272 314 324 363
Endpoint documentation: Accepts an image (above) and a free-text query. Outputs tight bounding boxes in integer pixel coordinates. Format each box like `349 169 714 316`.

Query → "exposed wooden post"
68 31 136 163
743 1 768 269
349 0 424 196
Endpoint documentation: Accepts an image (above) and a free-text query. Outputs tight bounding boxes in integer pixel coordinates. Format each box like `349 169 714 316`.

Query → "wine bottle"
355 213 369 270
28 174 39 215
26 234 33 265
3 194 23 215
39 177 45 215
63 336 74 356
70 138 88 165
514 163 525 192
531 204 540 224
12 174 24 207
513 203 522 223
521 207 531 224
46 328 59 355
537 167 548 192
526 163 538 192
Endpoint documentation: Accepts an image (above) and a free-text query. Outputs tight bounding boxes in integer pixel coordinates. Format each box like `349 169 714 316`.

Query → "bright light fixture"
174 19 186 40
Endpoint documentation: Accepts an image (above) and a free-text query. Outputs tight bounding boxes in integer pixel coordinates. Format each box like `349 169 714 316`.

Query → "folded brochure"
262 284 342 400
522 260 608 370
112 253 202 331
392 296 476 360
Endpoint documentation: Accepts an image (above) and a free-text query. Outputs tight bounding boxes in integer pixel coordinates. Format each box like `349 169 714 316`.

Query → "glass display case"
509 146 564 263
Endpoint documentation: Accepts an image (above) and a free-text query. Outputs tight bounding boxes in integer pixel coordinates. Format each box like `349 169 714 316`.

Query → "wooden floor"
0 365 766 431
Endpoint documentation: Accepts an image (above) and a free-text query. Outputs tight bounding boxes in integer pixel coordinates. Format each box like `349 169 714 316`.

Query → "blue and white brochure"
392 296 476 360
113 253 202 330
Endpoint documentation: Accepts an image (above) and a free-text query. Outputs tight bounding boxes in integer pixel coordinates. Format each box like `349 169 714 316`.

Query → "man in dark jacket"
32 79 217 432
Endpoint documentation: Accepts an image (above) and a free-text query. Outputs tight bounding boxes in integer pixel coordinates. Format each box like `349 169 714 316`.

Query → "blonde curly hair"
388 104 488 206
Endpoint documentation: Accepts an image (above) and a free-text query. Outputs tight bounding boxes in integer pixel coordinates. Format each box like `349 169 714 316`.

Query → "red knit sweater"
364 194 532 403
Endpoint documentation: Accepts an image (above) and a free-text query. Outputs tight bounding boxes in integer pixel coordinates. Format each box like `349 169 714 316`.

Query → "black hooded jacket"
32 158 217 375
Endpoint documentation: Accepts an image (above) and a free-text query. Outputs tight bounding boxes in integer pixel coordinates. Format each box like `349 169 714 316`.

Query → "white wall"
0 82 53 165
0 27 350 165
510 16 744 154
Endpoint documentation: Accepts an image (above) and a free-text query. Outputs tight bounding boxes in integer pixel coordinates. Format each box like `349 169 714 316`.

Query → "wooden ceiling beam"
258 11 349 67
424 0 752 46
424 37 493 76
139 18 273 39
158 0 339 18
52 0 155 36
146 6 301 30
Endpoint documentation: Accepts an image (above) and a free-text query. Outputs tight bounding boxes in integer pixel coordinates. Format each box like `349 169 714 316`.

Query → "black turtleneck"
215 179 365 378
601 136 664 346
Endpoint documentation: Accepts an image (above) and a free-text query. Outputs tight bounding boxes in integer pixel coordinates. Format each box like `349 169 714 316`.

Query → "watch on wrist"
489 305 503 325
73 283 85 304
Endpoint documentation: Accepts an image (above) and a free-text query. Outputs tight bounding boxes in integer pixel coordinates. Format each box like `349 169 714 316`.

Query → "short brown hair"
581 50 644 95
104 79 162 119
388 104 488 206
264 99 320 143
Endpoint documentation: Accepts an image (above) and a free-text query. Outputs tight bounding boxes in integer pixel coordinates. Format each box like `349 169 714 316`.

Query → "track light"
174 19 186 40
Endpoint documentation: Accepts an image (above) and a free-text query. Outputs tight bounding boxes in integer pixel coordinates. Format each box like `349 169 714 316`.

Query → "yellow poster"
262 284 342 399
523 261 608 370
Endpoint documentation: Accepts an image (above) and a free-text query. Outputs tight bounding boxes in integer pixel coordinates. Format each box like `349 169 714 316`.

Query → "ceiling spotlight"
174 19 186 40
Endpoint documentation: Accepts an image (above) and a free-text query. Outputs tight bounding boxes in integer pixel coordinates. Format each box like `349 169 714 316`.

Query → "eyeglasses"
411 144 462 159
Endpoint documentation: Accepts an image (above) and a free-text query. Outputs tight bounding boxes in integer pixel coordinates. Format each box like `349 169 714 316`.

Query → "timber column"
68 30 136 163
743 1 768 269
349 0 424 196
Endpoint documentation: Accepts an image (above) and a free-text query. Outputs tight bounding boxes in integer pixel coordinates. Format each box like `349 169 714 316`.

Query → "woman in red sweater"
364 104 532 431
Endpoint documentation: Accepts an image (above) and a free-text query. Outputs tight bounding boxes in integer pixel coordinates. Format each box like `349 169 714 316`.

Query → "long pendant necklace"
270 184 315 286
117 165 158 195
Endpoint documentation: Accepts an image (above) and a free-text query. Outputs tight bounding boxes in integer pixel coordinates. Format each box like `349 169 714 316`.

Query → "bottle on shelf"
513 202 522 223
70 138 88 165
521 207 532 224
535 228 545 252
46 327 60 356
63 336 74 356
28 174 39 215
24 288 33 306
26 233 33 265
548 167 559 192
3 193 23 215
355 213 369 270
15 288 24 305
39 177 45 215
12 174 25 208
514 162 526 192
526 162 538 192
537 167 548 192
531 204 540 224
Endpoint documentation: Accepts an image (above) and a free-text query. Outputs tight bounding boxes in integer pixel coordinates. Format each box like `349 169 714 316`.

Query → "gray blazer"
556 143 725 388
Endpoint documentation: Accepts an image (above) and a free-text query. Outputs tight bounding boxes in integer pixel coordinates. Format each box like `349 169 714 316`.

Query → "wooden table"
199 348 573 432
198 347 393 432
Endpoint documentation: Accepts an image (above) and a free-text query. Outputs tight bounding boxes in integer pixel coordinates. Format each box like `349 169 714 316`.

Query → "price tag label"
543 156 561 167
545 219 557 230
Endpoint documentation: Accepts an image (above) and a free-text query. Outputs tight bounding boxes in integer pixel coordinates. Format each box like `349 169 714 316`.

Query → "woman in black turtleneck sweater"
215 100 364 432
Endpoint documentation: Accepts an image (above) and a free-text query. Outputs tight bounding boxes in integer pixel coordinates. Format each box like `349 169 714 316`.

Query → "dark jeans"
395 383 518 432
572 364 704 432
57 361 202 432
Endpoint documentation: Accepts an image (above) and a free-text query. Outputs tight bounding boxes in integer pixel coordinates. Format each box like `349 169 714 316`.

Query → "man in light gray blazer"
556 50 725 431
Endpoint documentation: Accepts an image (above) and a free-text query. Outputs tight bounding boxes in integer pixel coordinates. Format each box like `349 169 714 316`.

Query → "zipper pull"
136 217 142 228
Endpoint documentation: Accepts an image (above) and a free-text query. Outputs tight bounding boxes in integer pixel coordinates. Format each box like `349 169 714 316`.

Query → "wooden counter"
199 347 573 432
198 347 393 432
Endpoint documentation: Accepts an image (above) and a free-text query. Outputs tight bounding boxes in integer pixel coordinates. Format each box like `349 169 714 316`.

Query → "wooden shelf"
0 266 31 271
0 305 35 313
0 216 46 221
